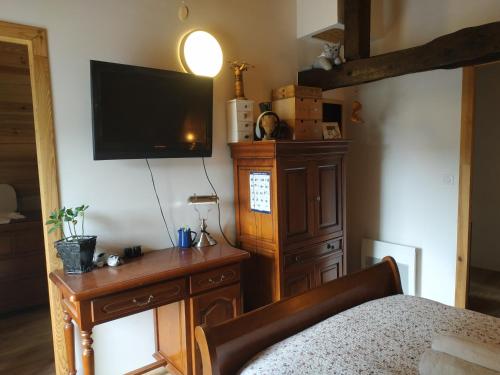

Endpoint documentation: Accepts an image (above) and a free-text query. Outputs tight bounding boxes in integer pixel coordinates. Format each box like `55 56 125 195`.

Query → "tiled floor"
468 267 500 317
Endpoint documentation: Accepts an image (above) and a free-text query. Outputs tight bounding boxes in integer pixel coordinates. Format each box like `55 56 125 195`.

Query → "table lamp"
188 194 218 247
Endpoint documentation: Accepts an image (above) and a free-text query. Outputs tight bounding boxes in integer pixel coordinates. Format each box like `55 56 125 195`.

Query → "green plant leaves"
45 204 90 241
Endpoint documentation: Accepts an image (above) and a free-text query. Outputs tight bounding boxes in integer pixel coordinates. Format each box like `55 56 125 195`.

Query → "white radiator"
361 239 417 296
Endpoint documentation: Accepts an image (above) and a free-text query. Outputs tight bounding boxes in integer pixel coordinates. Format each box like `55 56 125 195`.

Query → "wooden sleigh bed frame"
195 256 403 375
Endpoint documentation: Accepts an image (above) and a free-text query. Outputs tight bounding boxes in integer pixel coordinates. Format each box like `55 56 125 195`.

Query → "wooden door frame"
0 21 66 374
455 66 476 308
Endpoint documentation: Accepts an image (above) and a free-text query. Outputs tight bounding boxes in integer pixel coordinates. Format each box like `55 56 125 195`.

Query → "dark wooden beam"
344 0 371 60
299 21 500 90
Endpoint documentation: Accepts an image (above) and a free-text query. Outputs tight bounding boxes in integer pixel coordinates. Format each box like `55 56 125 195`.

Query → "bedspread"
239 295 500 375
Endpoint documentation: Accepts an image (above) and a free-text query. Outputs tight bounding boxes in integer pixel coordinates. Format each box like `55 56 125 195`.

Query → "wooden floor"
0 305 173 375
468 267 500 317
0 306 55 375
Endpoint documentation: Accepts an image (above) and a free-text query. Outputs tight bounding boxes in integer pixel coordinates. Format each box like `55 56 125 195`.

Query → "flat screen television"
91 60 213 160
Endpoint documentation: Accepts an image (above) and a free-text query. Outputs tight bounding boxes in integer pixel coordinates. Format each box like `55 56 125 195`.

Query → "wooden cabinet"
230 141 348 310
315 156 343 236
0 217 47 313
284 263 315 297
190 284 241 375
280 159 315 244
155 261 244 375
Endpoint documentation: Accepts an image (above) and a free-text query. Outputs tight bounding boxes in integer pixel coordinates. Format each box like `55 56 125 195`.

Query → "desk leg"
81 330 95 375
63 311 76 375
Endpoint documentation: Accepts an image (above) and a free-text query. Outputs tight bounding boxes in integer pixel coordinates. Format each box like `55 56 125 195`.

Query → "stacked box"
272 85 323 140
226 99 254 143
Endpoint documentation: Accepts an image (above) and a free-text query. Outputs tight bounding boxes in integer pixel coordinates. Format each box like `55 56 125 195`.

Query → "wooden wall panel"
0 40 40 208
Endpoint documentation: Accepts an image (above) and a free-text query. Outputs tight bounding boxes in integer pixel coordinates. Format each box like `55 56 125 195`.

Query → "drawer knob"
132 294 154 307
208 274 226 284
295 255 302 263
327 243 332 249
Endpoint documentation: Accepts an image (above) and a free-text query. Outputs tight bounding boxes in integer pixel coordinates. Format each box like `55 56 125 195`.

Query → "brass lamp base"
195 218 217 248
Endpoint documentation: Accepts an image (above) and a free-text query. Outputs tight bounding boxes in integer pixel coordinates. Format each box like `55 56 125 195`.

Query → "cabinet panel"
236 167 275 244
284 264 315 297
280 160 315 243
315 253 343 286
191 284 241 375
315 157 343 236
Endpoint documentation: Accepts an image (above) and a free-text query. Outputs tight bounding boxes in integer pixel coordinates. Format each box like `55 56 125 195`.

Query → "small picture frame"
322 122 342 140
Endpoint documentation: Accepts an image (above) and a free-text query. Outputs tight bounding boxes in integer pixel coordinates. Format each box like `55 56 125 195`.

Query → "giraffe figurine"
228 61 254 99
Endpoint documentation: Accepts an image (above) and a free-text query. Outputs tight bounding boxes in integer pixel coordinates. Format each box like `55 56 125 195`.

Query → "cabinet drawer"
235 100 253 111
292 119 323 140
296 97 322 120
91 278 185 324
190 264 240 294
284 238 342 268
236 111 253 122
237 121 253 132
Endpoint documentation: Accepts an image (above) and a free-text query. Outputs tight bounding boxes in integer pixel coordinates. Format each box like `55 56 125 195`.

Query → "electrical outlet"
443 174 455 185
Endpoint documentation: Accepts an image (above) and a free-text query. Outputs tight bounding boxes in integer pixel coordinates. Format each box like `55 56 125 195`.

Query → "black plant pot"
55 236 97 274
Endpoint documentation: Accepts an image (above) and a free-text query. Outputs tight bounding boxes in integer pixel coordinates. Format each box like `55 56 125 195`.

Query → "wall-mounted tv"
91 60 213 160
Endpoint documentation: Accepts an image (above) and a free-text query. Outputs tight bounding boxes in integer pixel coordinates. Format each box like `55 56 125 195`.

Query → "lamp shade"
180 30 223 77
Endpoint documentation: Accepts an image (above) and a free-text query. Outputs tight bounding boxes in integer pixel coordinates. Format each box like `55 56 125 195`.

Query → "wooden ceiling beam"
344 0 371 60
299 21 500 90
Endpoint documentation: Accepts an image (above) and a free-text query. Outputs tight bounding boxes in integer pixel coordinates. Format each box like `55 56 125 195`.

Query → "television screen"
91 60 213 160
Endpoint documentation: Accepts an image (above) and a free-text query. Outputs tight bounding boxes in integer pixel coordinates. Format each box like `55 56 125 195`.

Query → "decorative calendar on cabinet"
249 172 271 214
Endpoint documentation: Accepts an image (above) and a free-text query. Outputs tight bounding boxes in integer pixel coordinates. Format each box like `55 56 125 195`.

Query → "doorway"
467 62 500 317
0 40 54 373
455 64 500 317
0 21 65 374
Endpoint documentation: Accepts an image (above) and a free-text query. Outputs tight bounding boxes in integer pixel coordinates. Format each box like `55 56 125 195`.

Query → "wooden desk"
49 245 249 375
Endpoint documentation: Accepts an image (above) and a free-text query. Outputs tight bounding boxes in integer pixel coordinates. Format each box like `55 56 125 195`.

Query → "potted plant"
46 205 96 274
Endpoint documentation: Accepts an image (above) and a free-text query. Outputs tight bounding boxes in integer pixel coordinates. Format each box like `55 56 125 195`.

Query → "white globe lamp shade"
180 30 223 77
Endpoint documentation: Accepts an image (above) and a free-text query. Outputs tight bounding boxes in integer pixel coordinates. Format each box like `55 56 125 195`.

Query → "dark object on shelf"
272 120 292 140
55 236 97 274
124 245 142 258
259 102 272 112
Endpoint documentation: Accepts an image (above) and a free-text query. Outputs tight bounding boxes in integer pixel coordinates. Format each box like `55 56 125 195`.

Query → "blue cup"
178 227 197 248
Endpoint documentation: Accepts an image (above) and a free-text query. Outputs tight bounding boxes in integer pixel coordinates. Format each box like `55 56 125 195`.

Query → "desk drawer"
91 278 185 324
190 264 240 294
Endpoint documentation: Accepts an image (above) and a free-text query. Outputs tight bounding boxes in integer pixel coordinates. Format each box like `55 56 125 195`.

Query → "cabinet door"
283 263 315 298
279 159 315 244
315 253 343 286
314 157 343 236
191 284 241 375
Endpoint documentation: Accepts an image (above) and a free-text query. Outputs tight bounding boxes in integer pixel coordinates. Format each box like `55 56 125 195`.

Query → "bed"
195 257 500 375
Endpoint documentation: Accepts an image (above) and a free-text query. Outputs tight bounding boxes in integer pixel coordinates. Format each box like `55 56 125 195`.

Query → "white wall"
1 1 297 373
296 0 342 38
470 63 500 272
347 69 462 304
339 0 500 305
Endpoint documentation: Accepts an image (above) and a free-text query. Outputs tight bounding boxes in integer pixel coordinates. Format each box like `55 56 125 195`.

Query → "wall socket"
443 174 455 185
